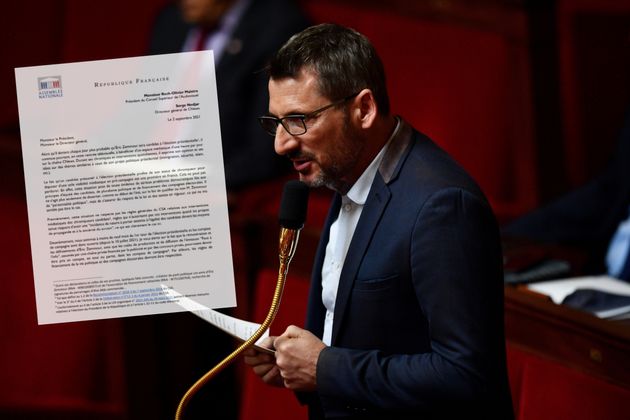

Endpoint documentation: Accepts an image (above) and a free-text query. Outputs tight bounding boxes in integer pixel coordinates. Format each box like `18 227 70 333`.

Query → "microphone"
278 180 309 266
175 180 309 420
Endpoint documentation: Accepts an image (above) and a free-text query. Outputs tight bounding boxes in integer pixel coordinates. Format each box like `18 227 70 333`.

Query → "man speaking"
244 23 513 419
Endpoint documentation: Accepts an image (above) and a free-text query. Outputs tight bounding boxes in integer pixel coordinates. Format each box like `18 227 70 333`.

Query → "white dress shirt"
320 120 401 345
606 205 630 278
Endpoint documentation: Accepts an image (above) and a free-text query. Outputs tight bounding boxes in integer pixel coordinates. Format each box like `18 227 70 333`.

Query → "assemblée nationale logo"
38 76 63 99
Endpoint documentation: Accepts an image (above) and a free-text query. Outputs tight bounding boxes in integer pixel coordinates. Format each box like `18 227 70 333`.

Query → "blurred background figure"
148 0 310 192
503 108 630 280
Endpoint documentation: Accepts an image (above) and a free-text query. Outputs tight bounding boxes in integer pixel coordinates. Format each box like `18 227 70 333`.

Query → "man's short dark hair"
268 23 390 115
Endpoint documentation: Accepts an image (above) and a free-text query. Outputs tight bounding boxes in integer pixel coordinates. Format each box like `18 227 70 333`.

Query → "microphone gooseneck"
175 180 309 420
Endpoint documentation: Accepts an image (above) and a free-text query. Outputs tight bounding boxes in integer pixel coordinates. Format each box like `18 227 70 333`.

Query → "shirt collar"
345 117 401 205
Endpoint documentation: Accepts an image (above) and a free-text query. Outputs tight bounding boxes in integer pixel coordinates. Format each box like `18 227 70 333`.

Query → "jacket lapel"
330 176 391 344
330 119 413 345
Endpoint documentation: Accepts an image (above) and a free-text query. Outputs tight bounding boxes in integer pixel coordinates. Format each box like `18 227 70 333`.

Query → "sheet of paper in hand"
161 285 274 354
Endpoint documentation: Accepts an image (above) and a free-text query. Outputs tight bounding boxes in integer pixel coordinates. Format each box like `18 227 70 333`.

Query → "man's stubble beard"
310 113 363 194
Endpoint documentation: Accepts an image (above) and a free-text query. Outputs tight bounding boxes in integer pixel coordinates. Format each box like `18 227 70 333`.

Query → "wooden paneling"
505 285 630 388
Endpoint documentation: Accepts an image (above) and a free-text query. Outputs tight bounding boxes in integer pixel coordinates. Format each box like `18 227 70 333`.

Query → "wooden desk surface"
504 285 630 388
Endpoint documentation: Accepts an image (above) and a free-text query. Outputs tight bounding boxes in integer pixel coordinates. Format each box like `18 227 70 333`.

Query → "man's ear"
354 89 377 129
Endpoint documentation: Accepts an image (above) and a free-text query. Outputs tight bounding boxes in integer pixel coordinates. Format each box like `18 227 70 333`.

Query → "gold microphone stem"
174 228 300 420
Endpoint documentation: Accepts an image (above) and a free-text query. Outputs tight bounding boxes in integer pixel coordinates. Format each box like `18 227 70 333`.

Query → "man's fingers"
243 352 273 365
274 325 304 349
284 324 303 338
242 335 276 363
242 347 257 358
252 362 274 376
258 335 276 348
262 365 283 386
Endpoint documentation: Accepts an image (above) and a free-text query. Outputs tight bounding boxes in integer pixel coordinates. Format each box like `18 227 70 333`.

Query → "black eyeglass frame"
257 92 360 136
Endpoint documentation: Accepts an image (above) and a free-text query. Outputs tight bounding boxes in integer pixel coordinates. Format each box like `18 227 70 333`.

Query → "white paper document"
527 275 630 319
161 285 273 354
15 51 236 324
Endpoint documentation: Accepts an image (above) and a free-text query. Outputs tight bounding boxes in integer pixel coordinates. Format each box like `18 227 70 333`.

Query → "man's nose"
274 126 299 156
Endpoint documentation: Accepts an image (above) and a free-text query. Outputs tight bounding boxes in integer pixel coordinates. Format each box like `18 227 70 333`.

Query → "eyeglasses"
257 92 359 136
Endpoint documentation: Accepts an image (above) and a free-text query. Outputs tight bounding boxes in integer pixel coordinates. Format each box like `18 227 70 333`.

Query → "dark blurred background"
1 0 629 419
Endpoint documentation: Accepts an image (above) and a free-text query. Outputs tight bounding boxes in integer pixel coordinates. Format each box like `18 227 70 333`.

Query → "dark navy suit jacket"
148 0 310 190
302 120 513 419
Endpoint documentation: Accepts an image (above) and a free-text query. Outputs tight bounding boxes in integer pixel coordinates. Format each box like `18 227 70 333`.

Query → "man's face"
268 70 363 193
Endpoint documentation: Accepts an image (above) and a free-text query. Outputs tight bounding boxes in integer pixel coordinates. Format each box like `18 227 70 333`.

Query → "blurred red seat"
304 2 537 222
239 268 311 420
507 343 630 419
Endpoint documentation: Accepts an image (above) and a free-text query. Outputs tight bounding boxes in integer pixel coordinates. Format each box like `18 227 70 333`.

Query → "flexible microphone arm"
175 180 309 420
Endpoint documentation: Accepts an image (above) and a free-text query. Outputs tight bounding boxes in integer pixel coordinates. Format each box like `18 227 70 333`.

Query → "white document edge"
526 275 630 318
160 285 274 354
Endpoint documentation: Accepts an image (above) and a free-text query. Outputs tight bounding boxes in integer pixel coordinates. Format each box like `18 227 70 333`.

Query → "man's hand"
273 325 326 392
243 336 284 387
